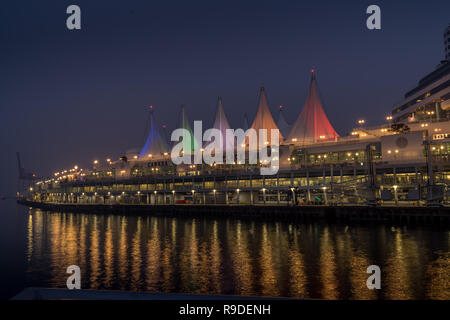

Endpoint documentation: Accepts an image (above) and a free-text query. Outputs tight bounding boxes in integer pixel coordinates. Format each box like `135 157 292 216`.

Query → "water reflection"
25 210 450 299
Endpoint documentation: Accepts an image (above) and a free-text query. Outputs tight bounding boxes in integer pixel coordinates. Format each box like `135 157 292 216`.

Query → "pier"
18 199 450 225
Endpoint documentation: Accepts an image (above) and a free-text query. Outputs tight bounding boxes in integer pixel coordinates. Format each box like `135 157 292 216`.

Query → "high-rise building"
390 25 450 122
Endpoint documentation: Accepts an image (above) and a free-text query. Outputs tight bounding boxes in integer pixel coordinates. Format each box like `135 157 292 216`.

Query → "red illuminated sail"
287 71 339 144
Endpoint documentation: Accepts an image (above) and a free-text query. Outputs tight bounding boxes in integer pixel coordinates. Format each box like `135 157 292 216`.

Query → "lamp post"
290 187 295 206
213 189 217 205
393 185 398 206
236 189 240 204
172 190 175 204
322 186 328 205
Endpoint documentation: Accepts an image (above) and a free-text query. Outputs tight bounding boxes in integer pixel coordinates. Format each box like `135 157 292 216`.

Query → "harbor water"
0 200 449 299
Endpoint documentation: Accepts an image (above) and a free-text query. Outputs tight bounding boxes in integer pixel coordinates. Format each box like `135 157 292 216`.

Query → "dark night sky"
0 0 449 196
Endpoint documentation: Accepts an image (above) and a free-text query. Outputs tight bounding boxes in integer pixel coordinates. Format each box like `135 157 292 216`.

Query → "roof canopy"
174 104 199 153
249 86 283 142
287 71 339 145
139 107 169 159
206 96 234 151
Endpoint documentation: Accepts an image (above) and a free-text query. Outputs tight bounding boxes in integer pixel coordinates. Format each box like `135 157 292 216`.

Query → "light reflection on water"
25 209 450 299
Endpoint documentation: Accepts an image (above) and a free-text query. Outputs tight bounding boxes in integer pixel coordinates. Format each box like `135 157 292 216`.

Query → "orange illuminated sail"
249 86 283 143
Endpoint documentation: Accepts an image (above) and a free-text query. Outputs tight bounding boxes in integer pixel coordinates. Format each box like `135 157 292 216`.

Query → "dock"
17 199 450 225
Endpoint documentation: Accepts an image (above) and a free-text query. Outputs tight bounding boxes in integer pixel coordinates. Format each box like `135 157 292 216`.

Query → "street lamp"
393 185 398 206
290 187 296 206
322 186 328 205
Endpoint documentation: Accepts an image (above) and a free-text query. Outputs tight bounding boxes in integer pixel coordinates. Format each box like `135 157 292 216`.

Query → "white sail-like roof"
206 96 234 152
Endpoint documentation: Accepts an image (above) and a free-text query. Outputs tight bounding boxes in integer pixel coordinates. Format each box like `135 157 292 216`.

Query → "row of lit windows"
44 171 449 194
393 79 450 115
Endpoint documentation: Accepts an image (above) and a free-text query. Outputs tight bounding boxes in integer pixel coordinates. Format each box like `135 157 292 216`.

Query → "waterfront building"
393 23 450 123
28 25 450 207
391 63 450 123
